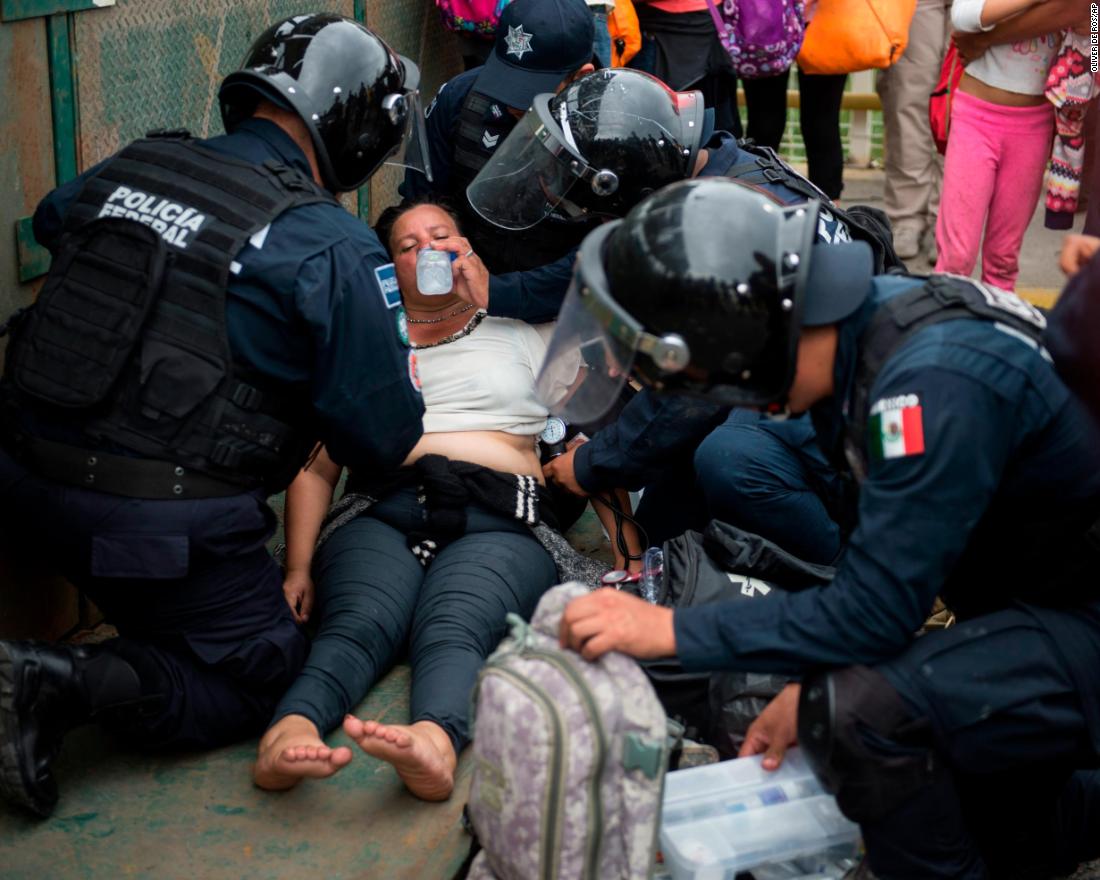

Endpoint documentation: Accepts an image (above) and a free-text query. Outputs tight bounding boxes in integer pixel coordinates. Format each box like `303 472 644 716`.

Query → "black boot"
0 640 141 818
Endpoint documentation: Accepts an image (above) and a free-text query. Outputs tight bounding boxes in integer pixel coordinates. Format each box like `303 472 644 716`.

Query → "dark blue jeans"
271 488 557 750
637 412 843 565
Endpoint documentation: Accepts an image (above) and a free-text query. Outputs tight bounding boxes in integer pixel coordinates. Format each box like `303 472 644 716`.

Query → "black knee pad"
798 665 944 824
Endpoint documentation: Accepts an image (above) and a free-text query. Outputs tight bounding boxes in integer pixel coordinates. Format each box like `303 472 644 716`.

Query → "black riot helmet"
467 68 705 230
536 178 874 422
219 14 430 193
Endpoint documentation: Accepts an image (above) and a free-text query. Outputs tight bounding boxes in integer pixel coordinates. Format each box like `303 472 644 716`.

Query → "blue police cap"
474 0 595 111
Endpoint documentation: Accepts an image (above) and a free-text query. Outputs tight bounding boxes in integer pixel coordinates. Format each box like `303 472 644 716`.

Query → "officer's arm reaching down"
547 389 731 495
562 366 1019 671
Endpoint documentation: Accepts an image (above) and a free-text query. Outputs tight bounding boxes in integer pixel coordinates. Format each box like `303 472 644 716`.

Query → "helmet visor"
383 57 433 183
466 97 586 231
536 280 639 424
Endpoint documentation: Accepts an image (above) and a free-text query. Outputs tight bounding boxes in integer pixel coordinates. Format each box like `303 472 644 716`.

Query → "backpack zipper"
483 664 567 880
523 649 609 880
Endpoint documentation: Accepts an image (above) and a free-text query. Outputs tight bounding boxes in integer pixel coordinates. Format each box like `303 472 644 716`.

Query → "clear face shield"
382 56 433 183
535 224 691 424
466 96 590 230
468 87 705 231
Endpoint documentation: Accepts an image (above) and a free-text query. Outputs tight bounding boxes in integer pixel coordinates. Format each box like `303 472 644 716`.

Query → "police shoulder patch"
868 393 924 461
373 262 401 309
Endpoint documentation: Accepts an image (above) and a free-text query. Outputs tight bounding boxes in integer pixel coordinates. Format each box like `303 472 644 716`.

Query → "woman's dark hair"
374 193 464 258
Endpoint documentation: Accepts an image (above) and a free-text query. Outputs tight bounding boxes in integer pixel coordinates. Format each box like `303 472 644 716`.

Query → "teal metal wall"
0 0 461 292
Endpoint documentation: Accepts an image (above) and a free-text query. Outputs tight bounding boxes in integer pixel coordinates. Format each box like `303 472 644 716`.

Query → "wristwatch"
539 417 568 459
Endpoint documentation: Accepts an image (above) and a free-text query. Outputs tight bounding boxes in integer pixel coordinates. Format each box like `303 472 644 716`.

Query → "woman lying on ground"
252 196 641 800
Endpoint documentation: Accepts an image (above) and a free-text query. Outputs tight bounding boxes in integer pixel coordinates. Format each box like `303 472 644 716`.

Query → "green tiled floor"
0 666 474 880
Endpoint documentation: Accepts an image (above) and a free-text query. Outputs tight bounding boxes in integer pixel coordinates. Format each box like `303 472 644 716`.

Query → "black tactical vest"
843 275 1100 615
3 133 337 496
449 89 598 274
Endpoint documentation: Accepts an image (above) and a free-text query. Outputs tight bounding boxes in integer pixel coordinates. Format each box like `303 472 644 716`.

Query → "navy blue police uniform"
672 274 1100 878
0 118 424 750
571 130 852 558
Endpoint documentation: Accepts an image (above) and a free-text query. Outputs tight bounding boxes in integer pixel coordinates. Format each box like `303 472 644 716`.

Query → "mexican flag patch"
869 394 925 461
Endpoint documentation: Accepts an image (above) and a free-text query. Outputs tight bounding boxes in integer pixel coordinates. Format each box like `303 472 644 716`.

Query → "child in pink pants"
935 0 1060 291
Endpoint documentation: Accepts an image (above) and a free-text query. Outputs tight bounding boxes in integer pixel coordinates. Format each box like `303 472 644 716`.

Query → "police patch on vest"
869 394 924 461
97 185 207 249
374 262 401 309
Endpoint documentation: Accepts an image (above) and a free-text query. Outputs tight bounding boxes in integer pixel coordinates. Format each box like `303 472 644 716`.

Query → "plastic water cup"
416 248 456 295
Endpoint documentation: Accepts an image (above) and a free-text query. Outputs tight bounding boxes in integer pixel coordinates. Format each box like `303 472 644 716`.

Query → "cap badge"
504 24 534 61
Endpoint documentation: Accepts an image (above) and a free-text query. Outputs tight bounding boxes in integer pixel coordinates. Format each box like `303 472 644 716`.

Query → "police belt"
11 434 247 499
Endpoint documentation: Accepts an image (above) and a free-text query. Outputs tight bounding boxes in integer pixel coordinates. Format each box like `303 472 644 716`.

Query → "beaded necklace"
410 310 488 350
405 302 475 324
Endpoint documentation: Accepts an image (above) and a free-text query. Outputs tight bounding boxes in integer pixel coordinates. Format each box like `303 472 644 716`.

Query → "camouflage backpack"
466 583 676 880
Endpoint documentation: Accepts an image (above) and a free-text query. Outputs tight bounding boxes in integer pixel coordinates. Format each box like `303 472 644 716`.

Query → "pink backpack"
705 0 805 79
435 0 514 39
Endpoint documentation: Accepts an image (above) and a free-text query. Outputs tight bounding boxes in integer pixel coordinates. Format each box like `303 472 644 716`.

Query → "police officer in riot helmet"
401 0 605 322
220 15 432 192
474 67 866 561
466 67 708 232
0 14 428 818
551 178 1100 878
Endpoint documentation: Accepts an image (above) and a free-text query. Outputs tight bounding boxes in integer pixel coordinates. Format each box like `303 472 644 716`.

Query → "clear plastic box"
659 748 861 880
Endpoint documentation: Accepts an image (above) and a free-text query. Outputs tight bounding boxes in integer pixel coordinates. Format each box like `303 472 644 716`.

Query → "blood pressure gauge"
539 417 568 459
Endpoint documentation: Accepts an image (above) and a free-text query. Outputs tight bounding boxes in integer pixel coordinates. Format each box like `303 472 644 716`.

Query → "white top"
951 0 1059 96
586 1 616 8
416 316 555 436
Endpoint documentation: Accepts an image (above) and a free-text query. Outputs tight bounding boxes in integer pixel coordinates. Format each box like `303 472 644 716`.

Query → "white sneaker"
892 226 921 260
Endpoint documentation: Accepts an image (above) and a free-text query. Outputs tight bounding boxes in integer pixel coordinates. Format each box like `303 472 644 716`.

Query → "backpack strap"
729 140 830 203
729 139 907 273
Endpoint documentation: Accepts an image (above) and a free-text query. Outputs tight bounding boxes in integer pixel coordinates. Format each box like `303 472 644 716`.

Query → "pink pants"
934 90 1054 291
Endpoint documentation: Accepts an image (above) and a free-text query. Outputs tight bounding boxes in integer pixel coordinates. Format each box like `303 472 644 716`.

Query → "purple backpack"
705 0 805 78
466 583 675 880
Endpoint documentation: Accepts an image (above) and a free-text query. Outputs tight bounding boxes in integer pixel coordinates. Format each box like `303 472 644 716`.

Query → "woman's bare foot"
253 714 353 791
342 716 457 801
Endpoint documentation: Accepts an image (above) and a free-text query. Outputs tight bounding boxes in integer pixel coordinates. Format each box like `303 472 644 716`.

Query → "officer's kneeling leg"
693 413 840 565
799 665 945 824
798 666 984 880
